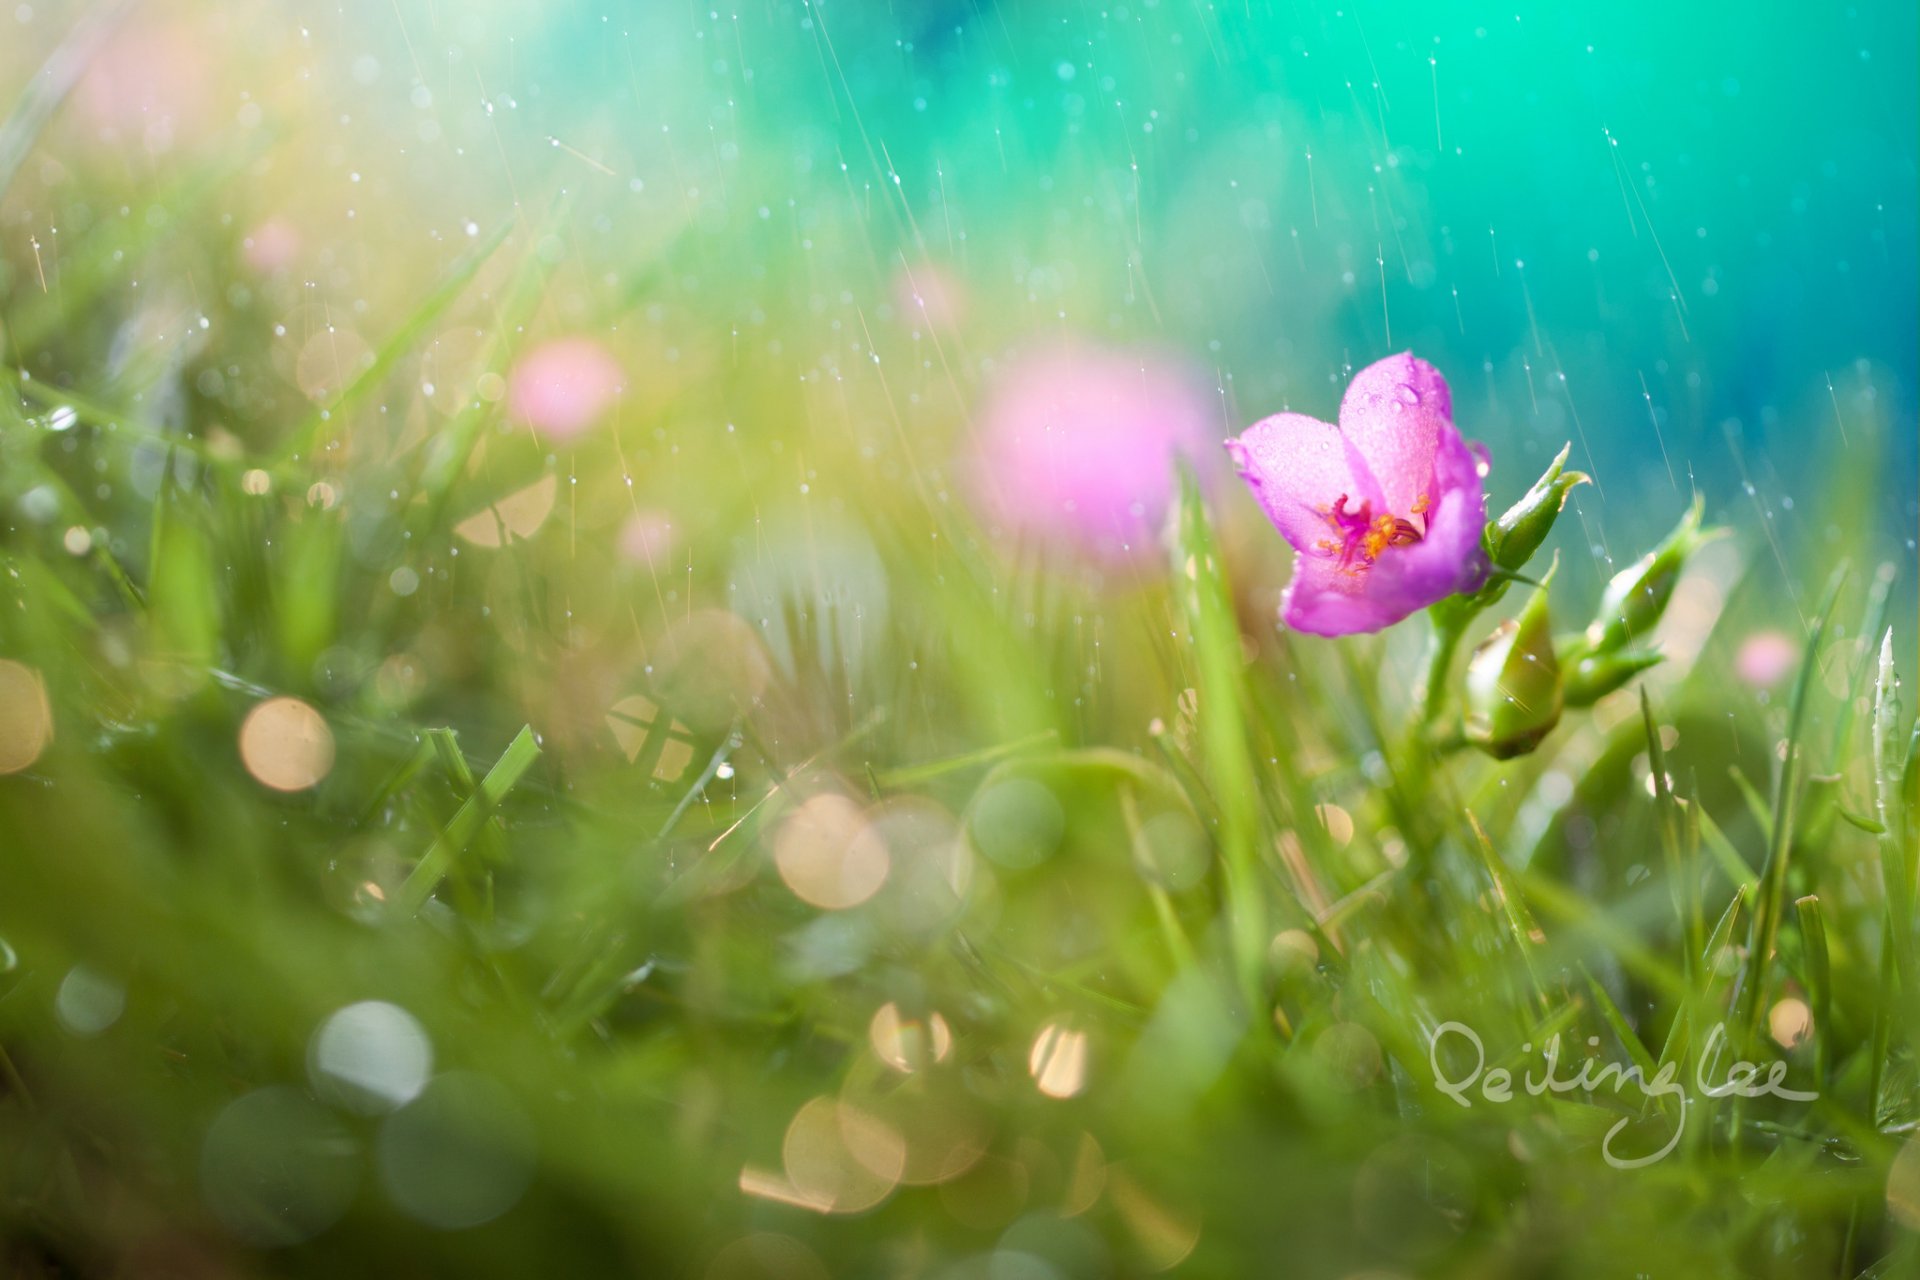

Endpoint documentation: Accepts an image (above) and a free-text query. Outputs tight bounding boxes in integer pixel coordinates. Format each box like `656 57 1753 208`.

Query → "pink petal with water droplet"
1233 353 1489 637
1226 412 1381 551
1338 353 1453 518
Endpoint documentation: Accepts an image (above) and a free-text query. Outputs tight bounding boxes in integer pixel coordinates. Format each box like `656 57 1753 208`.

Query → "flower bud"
1562 648 1663 708
1464 570 1563 759
1487 443 1589 575
1584 494 1712 653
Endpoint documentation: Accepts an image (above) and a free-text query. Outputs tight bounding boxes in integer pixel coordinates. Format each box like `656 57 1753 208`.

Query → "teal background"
462 0 1919 592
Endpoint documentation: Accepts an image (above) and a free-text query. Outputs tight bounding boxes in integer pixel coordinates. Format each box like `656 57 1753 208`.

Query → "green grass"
1 289 1913 1274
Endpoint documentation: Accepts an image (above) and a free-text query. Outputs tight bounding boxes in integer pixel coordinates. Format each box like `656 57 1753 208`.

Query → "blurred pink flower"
242 218 301 274
507 338 625 441
970 343 1211 561
1227 353 1489 636
1735 630 1798 688
619 511 675 566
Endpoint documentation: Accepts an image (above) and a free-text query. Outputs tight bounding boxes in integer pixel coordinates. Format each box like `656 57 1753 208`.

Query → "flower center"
1314 494 1428 572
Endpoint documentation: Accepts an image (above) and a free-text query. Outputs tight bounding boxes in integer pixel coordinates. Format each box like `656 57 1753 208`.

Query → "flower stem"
1416 615 1466 732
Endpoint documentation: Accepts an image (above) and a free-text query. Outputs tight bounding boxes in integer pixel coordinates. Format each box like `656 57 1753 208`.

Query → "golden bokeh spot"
780 1096 903 1215
307 482 338 510
735 1166 830 1214
0 660 54 775
1315 803 1354 848
239 696 335 792
1768 996 1813 1050
241 468 273 496
1029 1022 1089 1099
848 1075 989 1188
63 526 92 555
453 473 558 549
868 1002 953 1073
774 794 889 910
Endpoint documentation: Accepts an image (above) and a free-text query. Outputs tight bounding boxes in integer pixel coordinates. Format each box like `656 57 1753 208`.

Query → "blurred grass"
0 2 1916 1278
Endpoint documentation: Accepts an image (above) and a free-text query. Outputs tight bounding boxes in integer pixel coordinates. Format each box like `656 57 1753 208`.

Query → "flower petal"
1225 412 1382 554
1340 351 1452 424
1351 423 1490 614
1337 353 1454 517
1276 419 1489 636
1280 554 1406 636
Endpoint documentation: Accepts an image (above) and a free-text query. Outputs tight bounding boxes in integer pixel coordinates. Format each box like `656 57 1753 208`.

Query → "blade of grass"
1642 688 1698 979
276 217 515 465
1580 962 1659 1081
1734 571 1843 1048
1793 895 1832 1088
1513 865 1691 1007
1172 463 1265 1005
1465 809 1552 1019
1727 764 1774 842
1121 785 1198 972
1695 803 1760 895
10 138 269 351
394 725 541 915
874 729 1057 789
410 193 574 531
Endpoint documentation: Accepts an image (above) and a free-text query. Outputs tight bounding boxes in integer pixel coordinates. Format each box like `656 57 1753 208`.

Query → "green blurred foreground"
0 287 1915 1277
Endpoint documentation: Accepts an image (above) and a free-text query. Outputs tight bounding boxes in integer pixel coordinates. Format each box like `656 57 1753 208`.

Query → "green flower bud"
1562 648 1663 708
1487 443 1590 575
1585 494 1713 653
1464 567 1564 760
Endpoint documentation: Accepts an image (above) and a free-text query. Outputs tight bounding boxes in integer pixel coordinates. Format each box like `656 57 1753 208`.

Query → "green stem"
1416 615 1466 732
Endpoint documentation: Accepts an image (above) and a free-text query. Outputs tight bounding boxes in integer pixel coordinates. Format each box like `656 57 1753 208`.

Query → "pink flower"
1227 353 1489 636
1735 630 1798 688
970 343 1211 561
507 338 625 441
